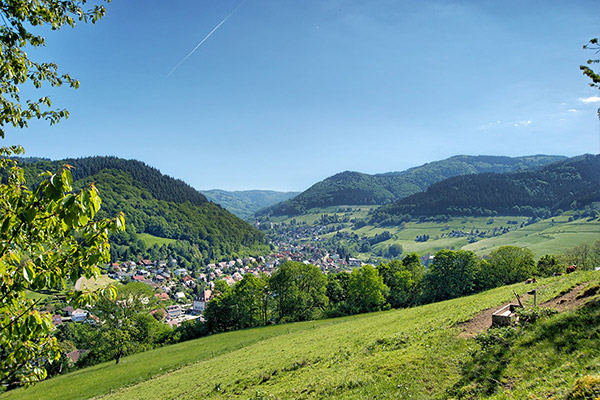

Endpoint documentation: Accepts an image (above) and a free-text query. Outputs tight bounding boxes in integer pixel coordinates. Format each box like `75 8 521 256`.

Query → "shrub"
565 375 600 400
516 307 558 326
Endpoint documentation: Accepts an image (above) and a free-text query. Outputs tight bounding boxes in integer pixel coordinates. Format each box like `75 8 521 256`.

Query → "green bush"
516 306 558 326
474 326 517 348
565 375 600 400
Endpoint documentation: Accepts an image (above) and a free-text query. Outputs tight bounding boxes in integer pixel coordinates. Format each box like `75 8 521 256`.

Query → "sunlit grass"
6 271 597 400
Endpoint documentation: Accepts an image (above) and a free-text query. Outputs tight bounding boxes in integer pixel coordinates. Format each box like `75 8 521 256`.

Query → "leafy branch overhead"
0 0 118 388
0 0 110 138
580 37 600 117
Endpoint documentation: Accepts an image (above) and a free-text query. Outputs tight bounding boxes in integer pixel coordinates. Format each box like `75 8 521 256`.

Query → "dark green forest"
17 157 269 264
373 154 600 222
259 155 565 216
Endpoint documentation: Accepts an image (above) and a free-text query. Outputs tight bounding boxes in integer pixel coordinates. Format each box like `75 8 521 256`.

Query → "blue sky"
5 0 600 191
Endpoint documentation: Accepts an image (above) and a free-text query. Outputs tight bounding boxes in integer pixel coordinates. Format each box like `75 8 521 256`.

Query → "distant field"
270 207 599 259
78 274 116 291
137 233 177 247
463 216 600 256
6 271 598 400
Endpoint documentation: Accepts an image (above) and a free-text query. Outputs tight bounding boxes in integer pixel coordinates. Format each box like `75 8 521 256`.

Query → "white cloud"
513 120 532 127
579 96 600 103
567 109 578 112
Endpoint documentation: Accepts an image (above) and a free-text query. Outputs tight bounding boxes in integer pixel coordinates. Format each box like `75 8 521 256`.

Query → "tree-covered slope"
374 154 600 220
201 189 299 219
259 155 566 216
19 157 267 260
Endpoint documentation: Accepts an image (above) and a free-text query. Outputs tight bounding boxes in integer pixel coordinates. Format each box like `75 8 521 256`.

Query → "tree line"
203 242 600 333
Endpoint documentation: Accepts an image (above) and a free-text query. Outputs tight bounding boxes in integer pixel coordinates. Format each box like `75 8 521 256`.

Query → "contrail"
167 0 247 77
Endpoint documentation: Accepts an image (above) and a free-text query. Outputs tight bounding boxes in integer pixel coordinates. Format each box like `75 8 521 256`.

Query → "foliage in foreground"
0 148 123 386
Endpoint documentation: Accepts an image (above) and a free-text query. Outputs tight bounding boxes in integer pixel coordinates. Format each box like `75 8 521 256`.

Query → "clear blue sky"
5 0 600 191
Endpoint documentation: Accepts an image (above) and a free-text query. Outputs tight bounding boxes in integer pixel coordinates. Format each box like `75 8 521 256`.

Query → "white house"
71 308 88 322
192 290 212 314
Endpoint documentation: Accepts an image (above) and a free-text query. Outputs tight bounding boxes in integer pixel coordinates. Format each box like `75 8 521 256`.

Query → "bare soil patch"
457 282 597 338
541 282 598 311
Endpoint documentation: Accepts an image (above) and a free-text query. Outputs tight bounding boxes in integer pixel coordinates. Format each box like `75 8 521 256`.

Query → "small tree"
94 282 156 364
348 265 389 313
537 254 562 277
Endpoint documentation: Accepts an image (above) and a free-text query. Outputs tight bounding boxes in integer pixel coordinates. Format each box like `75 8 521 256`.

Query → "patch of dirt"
456 295 528 338
541 282 597 312
457 282 597 338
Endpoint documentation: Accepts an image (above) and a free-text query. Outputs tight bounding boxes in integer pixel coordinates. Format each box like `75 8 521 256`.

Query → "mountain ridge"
257 154 567 217
373 154 600 221
17 156 268 263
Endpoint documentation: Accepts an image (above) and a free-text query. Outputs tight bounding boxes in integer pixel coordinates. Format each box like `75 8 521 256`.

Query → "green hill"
201 189 300 219
19 157 268 262
259 155 566 217
4 271 598 400
374 154 600 221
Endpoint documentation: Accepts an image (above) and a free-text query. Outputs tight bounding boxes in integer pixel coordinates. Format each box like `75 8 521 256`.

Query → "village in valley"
52 233 365 351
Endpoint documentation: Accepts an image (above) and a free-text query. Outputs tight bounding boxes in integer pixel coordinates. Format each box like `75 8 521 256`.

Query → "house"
174 291 186 301
140 259 154 267
192 290 212 313
174 268 188 276
223 276 236 286
66 349 89 364
155 292 169 302
150 308 166 321
71 308 88 322
166 305 183 319
232 272 243 282
348 258 362 268
62 306 74 316
51 314 63 326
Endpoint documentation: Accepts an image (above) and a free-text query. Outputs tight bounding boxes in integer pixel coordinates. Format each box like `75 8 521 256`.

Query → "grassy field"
78 274 116 291
137 233 177 247
5 271 599 400
463 216 600 256
271 207 599 259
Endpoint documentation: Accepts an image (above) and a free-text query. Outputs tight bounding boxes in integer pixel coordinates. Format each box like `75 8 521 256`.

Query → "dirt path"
541 282 598 311
456 282 598 338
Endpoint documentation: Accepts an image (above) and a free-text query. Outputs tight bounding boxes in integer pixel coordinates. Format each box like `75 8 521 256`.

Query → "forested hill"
18 157 268 261
201 189 300 219
258 154 566 216
373 154 600 221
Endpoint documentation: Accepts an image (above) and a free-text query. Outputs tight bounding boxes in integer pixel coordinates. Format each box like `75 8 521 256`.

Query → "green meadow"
137 233 178 247
270 206 599 258
5 271 599 400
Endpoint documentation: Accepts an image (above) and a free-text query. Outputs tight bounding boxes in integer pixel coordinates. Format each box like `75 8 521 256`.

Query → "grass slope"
268 206 599 258
6 272 598 400
137 233 177 247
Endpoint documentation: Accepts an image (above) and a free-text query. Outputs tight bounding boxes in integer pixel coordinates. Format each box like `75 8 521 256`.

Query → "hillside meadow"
5 271 599 400
268 206 599 258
